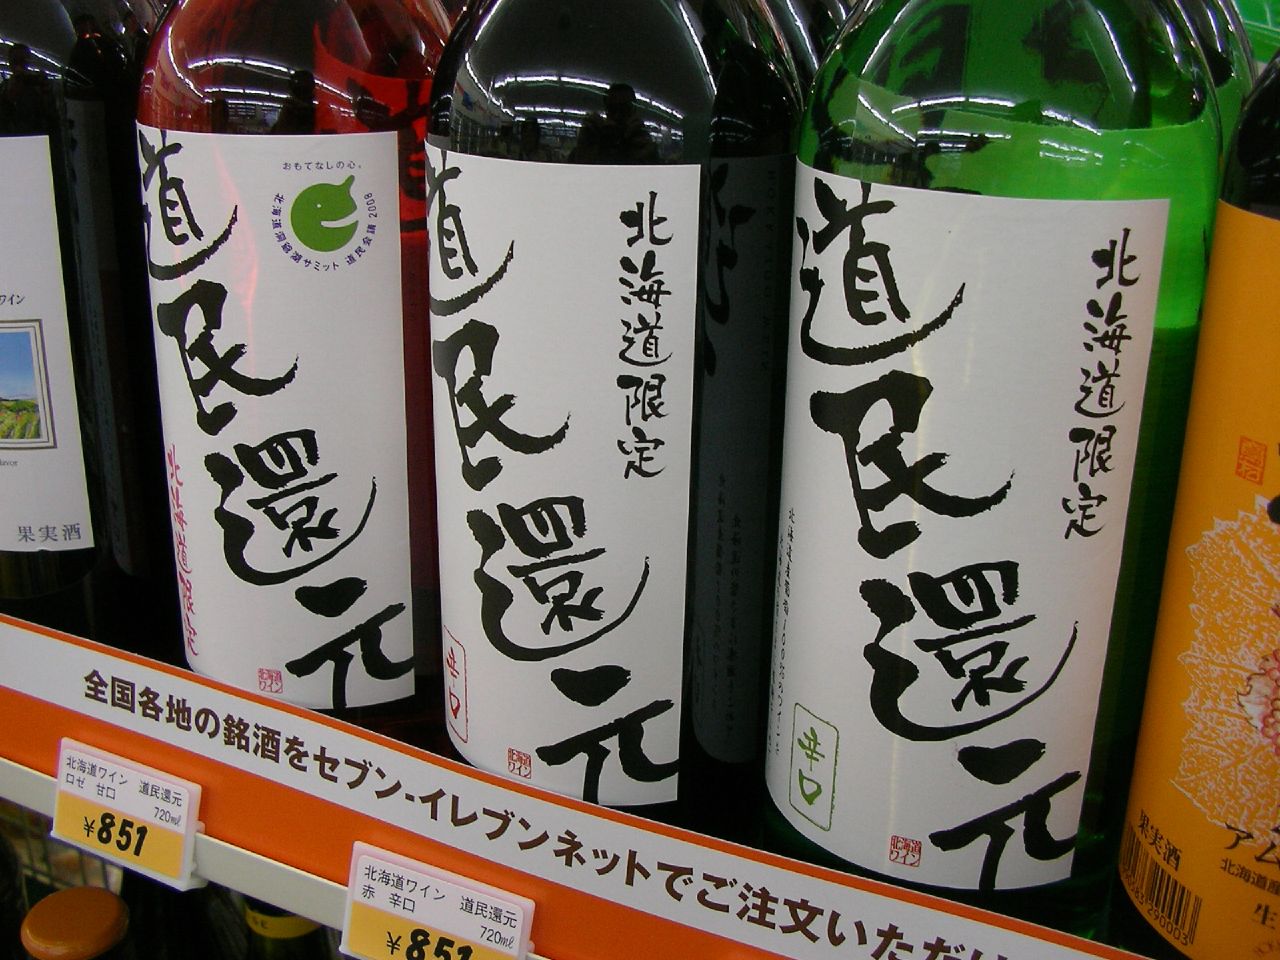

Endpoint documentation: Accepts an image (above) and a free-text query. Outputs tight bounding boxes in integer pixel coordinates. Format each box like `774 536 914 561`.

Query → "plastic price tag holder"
341 842 535 960
50 738 204 890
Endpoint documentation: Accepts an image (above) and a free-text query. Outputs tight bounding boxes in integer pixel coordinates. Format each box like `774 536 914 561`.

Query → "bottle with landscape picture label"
1108 52 1280 960
0 0 179 657
138 0 451 738
427 0 799 836
761 0 1219 936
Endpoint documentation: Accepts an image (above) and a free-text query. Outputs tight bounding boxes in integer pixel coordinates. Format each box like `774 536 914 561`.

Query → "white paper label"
0 137 94 553
765 161 1169 890
427 147 698 806
138 127 413 710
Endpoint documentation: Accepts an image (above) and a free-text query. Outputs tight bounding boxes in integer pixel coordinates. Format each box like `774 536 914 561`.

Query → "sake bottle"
426 0 799 834
137 0 450 729
1173 0 1256 149
1237 0 1280 68
0 0 178 656
115 871 248 960
764 0 857 89
0 831 21 960
1109 52 1280 960
244 898 331 960
762 0 1219 935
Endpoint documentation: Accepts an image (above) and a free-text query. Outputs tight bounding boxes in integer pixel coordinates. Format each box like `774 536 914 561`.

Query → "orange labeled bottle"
1113 54 1280 960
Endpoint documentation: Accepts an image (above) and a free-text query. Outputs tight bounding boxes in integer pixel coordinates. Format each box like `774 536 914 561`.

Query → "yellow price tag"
342 844 533 960
52 792 187 879
346 902 512 960
51 739 203 889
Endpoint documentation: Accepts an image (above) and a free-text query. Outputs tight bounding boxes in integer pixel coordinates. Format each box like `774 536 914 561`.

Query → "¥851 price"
82 811 149 858
395 928 474 960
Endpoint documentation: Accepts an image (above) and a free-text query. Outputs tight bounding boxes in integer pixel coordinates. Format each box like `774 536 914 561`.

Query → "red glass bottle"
139 0 451 739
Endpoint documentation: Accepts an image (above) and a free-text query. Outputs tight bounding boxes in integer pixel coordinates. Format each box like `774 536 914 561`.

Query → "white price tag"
341 843 534 960
50 738 203 889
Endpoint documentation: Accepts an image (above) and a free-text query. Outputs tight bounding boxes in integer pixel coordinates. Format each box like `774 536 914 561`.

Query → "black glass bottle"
0 1 179 659
764 0 856 89
426 0 799 838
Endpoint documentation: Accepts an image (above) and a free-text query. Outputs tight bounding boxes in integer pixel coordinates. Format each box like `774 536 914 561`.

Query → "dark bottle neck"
1222 55 1280 218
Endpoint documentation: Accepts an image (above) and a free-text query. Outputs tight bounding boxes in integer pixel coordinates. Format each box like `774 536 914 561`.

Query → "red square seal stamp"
889 835 922 868
508 749 532 779
1237 436 1268 484
258 668 283 695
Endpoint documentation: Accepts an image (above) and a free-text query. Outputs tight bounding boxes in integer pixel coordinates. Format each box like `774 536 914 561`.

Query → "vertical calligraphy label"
765 162 1168 890
0 136 94 553
138 128 414 710
427 147 698 806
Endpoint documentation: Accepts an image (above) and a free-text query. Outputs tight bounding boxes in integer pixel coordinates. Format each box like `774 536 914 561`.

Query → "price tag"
50 739 203 889
341 843 534 960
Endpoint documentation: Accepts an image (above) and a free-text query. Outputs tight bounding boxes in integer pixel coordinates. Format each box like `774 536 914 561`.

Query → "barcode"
1120 823 1202 947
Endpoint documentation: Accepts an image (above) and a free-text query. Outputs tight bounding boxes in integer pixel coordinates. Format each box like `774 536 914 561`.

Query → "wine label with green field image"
0 136 94 554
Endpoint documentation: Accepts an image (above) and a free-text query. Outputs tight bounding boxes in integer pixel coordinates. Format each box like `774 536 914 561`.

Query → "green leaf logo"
290 175 359 252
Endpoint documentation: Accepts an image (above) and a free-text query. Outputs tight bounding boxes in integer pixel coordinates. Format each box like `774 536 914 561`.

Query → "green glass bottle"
1237 0 1280 67
427 0 798 839
762 0 1219 936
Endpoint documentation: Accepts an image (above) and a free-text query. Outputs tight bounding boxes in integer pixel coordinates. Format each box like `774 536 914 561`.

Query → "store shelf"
0 755 348 928
0 616 1146 960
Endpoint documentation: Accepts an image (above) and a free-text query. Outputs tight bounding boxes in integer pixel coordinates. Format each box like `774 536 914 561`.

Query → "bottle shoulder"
140 0 448 133
1223 57 1280 215
429 0 799 162
802 0 1221 196
0 0 132 116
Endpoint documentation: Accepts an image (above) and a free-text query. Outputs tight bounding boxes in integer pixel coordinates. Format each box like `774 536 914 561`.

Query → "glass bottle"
0 831 21 960
1237 0 1280 68
244 898 331 960
0 0 179 658
137 0 451 733
761 0 1220 936
426 0 799 836
764 0 857 89
115 871 247 960
1173 0 1256 151
1108 52 1280 960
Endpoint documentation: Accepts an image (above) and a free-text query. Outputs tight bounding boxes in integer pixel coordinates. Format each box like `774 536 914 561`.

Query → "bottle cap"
20 886 129 960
